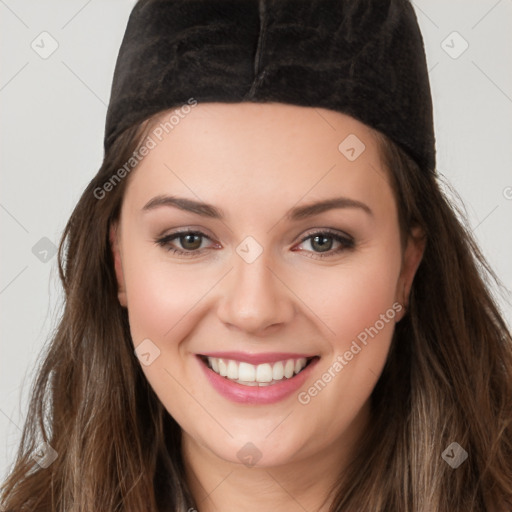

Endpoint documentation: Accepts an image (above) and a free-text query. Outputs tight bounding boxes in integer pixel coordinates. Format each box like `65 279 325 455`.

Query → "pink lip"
198 351 316 364
196 355 320 405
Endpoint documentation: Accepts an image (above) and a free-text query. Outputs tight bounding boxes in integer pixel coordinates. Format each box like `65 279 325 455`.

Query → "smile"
197 353 320 404
201 356 314 386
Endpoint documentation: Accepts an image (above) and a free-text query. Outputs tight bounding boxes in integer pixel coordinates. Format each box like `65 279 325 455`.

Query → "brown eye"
155 230 215 257
293 230 355 259
310 234 334 253
179 233 203 251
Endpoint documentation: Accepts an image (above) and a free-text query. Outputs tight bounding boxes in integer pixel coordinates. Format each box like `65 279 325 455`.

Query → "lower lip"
197 355 319 405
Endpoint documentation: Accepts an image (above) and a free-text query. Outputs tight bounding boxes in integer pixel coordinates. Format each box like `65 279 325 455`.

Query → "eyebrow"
141 194 373 220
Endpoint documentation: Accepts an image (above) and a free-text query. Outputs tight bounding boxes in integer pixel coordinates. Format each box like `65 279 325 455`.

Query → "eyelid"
155 229 219 254
296 227 353 244
156 225 215 240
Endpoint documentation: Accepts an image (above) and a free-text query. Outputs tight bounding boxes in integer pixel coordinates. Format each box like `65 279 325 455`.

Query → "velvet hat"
104 0 436 173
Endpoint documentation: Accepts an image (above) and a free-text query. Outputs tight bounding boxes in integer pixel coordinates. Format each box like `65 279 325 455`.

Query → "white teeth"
256 363 273 382
235 379 258 386
238 362 256 382
284 360 295 378
206 356 309 385
218 359 228 377
227 360 238 379
272 361 284 380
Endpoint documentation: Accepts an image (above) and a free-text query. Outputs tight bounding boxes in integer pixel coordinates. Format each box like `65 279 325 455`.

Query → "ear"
109 222 127 307
394 226 425 321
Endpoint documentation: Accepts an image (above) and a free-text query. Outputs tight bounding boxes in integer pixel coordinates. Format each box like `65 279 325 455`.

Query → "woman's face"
111 102 424 469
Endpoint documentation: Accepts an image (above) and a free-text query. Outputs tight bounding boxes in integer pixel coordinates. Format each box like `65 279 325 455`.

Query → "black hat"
104 0 436 173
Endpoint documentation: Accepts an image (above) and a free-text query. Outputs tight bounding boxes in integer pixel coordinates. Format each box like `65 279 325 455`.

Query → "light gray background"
1 0 511 477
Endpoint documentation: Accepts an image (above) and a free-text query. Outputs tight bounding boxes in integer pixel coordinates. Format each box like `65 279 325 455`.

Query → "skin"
110 102 425 512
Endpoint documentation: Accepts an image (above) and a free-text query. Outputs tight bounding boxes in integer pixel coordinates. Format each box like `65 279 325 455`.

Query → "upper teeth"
207 357 308 385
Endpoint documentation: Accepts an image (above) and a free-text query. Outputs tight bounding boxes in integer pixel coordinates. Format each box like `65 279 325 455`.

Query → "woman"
2 0 511 511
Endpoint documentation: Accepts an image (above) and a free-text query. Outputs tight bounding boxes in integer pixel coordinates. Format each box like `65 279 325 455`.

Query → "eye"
155 230 218 257
155 228 355 259
293 229 355 259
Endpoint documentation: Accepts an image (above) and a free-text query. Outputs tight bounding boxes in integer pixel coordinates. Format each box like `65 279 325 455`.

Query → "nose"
216 249 295 336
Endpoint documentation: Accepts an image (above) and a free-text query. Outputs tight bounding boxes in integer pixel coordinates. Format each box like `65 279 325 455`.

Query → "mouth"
198 354 320 387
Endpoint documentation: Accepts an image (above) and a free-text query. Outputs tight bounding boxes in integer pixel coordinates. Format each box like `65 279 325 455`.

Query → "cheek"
300 243 403 349
121 245 205 344
292 240 403 439
121 247 209 425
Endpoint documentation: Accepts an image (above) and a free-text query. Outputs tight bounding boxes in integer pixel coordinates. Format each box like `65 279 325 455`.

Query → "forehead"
124 102 392 216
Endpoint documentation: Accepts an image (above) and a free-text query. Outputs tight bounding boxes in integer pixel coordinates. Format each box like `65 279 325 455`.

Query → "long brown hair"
1 113 511 511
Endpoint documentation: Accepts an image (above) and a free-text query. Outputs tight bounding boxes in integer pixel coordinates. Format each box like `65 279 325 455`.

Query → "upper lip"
198 351 318 365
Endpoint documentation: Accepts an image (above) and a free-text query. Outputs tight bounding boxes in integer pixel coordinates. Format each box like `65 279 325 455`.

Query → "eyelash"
155 228 355 259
